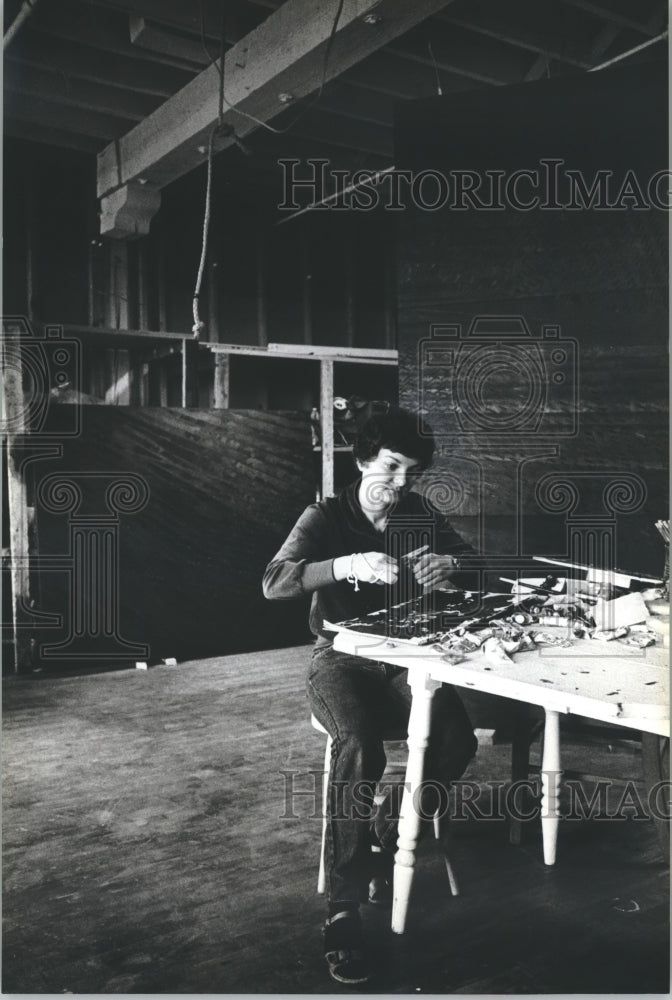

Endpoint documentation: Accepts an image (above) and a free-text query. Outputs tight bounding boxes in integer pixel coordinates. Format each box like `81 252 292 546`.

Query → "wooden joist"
12 31 193 97
209 342 398 364
5 63 159 122
129 16 211 67
87 0 262 42
96 0 455 199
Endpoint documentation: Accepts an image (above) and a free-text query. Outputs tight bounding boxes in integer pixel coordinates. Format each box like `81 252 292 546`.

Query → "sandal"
323 910 371 985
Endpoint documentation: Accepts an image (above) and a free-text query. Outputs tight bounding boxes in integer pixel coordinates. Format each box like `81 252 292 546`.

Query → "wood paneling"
31 407 315 666
396 60 668 573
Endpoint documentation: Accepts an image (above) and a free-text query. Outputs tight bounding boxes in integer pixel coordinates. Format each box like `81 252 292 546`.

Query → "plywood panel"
395 60 668 574
30 407 315 667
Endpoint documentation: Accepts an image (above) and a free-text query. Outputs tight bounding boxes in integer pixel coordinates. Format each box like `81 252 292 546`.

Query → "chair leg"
317 734 332 895
434 809 459 896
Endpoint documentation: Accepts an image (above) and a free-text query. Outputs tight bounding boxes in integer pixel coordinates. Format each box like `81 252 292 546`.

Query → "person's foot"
368 845 394 906
323 910 371 985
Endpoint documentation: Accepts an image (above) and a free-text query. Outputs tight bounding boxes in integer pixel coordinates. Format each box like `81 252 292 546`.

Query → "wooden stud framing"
1 343 29 673
320 359 335 499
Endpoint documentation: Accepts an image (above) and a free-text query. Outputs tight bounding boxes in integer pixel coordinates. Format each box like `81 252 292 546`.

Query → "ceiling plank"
438 5 593 69
84 0 266 43
385 43 504 85
587 0 667 62
524 53 551 80
4 117 104 155
5 89 132 141
4 60 160 120
557 0 662 36
26 3 206 74
96 0 455 198
342 51 479 99
12 31 194 96
129 16 210 66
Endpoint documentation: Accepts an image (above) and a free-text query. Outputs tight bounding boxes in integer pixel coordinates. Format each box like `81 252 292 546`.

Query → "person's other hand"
411 553 461 591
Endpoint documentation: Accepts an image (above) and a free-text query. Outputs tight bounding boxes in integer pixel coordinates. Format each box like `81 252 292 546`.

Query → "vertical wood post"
181 338 188 408
213 352 230 409
384 233 396 349
157 230 167 333
256 231 268 346
158 361 169 407
302 227 312 345
208 260 220 342
137 240 149 330
181 339 199 407
25 162 36 321
1 339 30 673
344 235 355 347
109 242 129 329
320 359 334 499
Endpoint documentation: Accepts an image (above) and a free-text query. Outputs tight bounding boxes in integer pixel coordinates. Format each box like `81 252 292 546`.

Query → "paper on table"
593 591 649 631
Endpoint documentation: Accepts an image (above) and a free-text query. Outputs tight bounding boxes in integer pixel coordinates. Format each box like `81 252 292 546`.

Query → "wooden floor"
3 646 669 994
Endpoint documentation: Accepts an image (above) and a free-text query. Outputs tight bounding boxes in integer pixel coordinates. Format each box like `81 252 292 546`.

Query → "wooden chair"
311 714 459 897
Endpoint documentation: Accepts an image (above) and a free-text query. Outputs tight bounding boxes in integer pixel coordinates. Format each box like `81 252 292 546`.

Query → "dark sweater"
262 479 479 641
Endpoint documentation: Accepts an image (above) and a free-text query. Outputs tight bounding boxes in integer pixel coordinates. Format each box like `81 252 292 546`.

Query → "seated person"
263 406 481 986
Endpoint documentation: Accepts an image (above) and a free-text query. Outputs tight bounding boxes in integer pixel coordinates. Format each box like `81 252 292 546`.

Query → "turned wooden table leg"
392 672 442 934
540 709 562 866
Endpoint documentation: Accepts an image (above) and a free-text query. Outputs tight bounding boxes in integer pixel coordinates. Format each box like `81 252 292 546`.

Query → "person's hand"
410 553 461 591
353 552 399 585
333 552 398 586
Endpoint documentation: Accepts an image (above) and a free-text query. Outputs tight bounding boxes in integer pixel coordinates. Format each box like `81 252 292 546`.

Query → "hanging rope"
192 6 228 340
192 125 215 340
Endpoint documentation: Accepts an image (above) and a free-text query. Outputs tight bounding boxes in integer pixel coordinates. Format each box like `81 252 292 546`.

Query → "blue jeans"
307 643 477 909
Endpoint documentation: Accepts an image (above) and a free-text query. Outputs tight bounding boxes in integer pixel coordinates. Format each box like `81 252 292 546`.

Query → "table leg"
392 672 442 934
540 709 561 866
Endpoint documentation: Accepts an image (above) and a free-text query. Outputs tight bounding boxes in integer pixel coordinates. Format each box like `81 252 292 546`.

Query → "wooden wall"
395 60 668 577
29 408 316 667
4 137 396 353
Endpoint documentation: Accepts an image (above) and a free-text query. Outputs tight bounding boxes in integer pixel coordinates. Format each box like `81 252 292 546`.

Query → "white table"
333 616 669 933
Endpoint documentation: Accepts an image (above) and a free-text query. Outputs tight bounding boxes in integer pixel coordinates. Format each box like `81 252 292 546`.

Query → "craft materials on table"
326 574 667 666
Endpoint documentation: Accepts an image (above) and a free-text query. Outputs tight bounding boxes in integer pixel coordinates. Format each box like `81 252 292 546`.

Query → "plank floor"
3 646 669 994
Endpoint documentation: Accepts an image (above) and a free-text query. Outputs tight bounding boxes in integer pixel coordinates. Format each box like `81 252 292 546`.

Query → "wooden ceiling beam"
83 0 265 43
4 61 160 121
4 117 104 155
342 51 480 99
96 0 455 199
129 16 211 67
586 1 668 62
556 0 663 36
11 31 193 96
5 90 131 141
26 4 206 74
385 42 510 86
438 6 593 69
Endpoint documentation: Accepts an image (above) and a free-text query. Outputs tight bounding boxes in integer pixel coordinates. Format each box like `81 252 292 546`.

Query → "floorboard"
3 646 669 994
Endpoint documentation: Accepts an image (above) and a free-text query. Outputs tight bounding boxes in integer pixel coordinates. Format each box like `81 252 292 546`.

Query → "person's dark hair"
353 406 435 470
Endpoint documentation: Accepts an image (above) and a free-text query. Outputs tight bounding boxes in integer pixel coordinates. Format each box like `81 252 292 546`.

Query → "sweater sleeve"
262 504 338 600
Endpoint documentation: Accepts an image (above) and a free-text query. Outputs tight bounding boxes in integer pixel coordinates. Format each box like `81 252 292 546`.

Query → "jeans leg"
307 646 388 909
